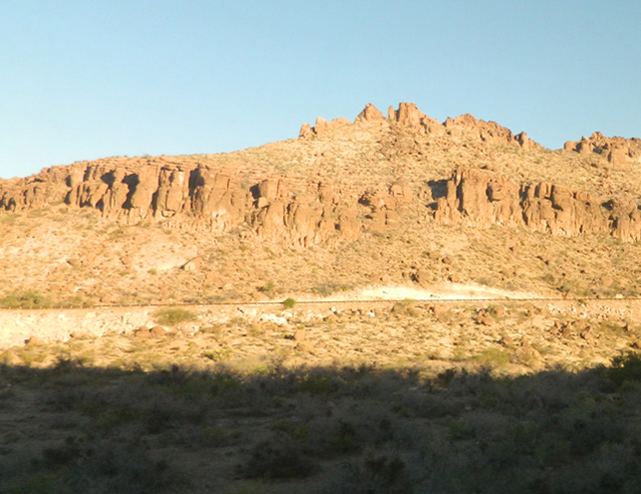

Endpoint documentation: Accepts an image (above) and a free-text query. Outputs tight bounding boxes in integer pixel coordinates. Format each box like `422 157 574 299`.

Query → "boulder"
577 137 592 155
515 132 534 150
299 122 314 138
314 117 330 135
608 146 629 170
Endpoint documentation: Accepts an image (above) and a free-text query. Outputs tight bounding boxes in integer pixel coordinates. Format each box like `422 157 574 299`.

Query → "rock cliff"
0 155 419 247
433 167 641 242
564 132 641 169
2 102 641 248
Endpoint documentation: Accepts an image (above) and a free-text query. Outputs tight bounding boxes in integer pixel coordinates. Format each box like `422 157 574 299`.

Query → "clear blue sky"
1 1 640 179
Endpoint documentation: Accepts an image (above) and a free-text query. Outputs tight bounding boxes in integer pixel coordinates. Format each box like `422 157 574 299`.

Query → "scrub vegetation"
2 355 641 493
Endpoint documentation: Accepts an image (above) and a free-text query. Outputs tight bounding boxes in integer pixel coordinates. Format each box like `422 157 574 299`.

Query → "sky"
1 1 640 179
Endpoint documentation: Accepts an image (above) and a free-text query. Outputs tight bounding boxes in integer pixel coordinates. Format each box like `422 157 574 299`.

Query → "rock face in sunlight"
0 151 423 247
2 101 641 247
301 102 540 149
563 131 641 170
0 159 392 246
433 167 641 241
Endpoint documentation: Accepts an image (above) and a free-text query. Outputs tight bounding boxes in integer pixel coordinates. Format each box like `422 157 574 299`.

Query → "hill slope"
1 102 641 306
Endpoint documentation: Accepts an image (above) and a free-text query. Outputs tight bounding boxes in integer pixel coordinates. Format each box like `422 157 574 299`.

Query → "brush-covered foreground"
1 290 640 492
2 354 641 494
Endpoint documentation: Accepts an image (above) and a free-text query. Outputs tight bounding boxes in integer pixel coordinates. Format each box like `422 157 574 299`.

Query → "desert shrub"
295 372 342 395
326 420 362 454
312 283 338 297
65 296 93 308
152 307 197 326
7 474 67 494
597 319 626 337
282 298 296 309
258 280 276 297
327 453 414 494
605 352 641 386
50 439 185 493
199 426 242 447
240 435 318 479
312 283 353 297
473 349 511 368
1 290 52 309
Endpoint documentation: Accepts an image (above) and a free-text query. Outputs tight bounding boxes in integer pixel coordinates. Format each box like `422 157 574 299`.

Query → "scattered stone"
259 314 288 326
149 325 167 338
493 306 506 317
431 304 449 317
134 328 151 340
296 341 314 353
413 269 431 285
516 346 541 363
499 335 515 347
182 257 202 272
24 336 43 346
580 328 594 341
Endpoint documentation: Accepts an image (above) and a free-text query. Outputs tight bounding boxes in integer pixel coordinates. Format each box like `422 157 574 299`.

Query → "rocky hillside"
1 103 641 306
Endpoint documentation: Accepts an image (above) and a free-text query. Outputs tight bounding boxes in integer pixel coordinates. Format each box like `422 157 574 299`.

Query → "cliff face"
0 156 422 246
2 102 641 247
564 132 641 170
433 168 641 242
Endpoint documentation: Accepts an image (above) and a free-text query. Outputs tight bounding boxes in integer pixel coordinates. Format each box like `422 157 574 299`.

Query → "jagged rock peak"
563 132 641 169
299 102 539 149
355 103 385 123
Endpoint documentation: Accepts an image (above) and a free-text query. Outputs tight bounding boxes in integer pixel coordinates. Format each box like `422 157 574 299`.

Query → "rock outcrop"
299 102 538 149
564 132 641 169
0 157 416 246
434 167 641 242
355 103 386 124
434 168 523 228
298 116 352 138
4 102 639 249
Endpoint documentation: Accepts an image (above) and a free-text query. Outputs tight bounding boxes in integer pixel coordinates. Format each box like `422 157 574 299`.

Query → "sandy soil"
314 283 544 302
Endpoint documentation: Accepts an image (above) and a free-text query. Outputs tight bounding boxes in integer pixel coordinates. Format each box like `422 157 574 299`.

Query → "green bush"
241 436 318 479
7 474 67 494
606 352 641 386
1 290 52 309
152 308 198 326
282 298 296 309
258 281 276 297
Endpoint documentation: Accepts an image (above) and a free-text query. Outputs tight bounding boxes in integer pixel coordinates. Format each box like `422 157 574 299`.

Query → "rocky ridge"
1 102 641 248
0 158 369 247
433 167 641 242
564 132 641 170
